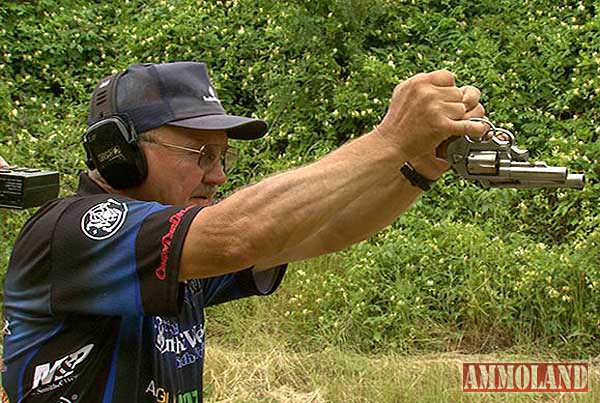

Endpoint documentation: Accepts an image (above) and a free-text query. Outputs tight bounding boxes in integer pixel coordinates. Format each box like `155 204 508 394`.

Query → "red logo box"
462 362 589 393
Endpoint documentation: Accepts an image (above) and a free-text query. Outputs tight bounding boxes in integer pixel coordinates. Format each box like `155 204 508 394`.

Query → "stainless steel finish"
444 118 585 189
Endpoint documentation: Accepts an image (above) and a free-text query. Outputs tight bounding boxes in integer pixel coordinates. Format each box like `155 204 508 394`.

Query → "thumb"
0 156 7 168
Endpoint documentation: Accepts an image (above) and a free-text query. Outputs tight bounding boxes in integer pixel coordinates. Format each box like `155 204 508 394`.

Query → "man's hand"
376 70 488 162
406 84 486 180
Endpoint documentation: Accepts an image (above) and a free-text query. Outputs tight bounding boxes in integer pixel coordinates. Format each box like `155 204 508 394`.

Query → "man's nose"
203 162 227 185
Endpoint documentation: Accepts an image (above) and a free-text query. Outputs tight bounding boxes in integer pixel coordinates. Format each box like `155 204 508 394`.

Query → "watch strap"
400 162 434 191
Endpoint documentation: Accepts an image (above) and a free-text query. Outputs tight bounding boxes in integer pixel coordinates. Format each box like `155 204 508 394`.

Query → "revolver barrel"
466 155 585 189
499 161 568 181
564 174 585 189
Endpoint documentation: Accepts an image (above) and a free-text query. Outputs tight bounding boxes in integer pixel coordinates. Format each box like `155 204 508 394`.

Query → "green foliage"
1 0 599 354
209 211 599 356
244 219 599 356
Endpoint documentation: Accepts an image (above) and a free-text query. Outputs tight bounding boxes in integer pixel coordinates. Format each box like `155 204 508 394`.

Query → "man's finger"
0 156 7 168
428 70 456 87
447 119 489 139
460 85 481 112
463 103 485 120
437 86 464 103
444 102 468 120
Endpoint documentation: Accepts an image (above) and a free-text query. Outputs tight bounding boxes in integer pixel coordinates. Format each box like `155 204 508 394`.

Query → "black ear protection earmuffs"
82 72 148 189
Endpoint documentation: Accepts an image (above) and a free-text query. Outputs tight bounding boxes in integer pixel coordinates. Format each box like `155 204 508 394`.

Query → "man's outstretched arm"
253 85 485 269
179 71 488 280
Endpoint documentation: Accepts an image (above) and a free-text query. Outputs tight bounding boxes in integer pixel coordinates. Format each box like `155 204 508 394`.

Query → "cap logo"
203 86 221 104
81 198 128 240
98 78 111 89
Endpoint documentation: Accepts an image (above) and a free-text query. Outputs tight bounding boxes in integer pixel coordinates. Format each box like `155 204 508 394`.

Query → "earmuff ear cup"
83 117 148 189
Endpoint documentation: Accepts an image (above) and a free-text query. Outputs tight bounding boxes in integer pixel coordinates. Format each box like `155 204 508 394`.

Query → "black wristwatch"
400 162 435 191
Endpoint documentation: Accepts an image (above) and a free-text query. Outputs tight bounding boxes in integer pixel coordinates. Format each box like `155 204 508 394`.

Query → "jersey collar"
77 172 108 196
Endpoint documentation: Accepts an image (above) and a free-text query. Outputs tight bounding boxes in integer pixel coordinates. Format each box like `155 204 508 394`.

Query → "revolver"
439 118 585 189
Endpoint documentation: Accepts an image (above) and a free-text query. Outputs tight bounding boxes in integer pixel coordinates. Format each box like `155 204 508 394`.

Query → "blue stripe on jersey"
77 201 168 316
202 274 236 306
16 321 64 401
17 347 39 401
102 323 122 403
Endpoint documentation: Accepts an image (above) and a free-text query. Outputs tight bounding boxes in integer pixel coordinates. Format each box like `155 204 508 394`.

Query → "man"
2 62 486 402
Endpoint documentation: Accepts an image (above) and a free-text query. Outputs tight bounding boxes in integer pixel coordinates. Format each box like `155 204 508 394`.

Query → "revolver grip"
435 137 456 160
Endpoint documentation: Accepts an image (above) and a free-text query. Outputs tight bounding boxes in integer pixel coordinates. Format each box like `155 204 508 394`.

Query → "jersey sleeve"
202 264 287 307
48 195 201 317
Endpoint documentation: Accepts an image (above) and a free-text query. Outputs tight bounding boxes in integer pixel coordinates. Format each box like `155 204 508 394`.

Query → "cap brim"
167 114 268 140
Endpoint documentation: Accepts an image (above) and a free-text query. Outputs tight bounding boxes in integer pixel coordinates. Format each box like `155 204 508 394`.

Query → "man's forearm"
269 151 447 262
253 170 423 268
180 130 406 279
312 171 422 250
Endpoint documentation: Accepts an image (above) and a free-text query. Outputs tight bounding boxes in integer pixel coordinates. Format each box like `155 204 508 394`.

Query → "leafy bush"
239 218 598 356
1 0 598 354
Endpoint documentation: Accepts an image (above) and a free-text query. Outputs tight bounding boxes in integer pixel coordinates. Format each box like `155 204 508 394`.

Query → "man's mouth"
189 186 218 206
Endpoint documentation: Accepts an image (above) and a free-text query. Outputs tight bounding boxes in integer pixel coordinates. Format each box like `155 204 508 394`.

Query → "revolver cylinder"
467 152 497 175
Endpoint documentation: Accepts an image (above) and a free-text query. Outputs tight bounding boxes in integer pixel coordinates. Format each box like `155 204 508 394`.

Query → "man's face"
139 125 229 207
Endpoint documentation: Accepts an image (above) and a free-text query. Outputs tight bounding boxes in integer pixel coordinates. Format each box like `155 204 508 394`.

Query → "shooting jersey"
1 173 286 402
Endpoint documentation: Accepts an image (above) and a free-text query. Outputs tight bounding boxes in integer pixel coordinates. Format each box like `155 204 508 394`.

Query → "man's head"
131 125 228 206
83 62 267 205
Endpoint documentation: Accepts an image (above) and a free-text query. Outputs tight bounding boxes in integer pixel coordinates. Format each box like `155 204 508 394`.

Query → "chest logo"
81 198 128 240
32 343 94 391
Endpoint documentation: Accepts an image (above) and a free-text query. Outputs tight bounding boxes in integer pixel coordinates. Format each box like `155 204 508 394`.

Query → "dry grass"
204 337 599 403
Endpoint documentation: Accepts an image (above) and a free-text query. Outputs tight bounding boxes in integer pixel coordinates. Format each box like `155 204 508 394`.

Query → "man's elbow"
178 233 255 280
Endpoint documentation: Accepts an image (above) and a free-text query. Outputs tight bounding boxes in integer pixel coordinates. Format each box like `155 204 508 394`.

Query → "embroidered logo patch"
202 86 221 104
81 198 128 240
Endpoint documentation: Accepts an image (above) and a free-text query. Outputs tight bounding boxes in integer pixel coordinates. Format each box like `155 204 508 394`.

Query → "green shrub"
209 214 599 356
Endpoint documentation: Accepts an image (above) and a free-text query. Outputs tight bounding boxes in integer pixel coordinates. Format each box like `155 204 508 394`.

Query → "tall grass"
203 336 600 403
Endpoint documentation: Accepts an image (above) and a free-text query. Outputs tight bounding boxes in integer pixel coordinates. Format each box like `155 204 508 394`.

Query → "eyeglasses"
143 140 238 172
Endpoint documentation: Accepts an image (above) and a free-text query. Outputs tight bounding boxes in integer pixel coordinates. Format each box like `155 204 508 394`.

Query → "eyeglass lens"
198 145 237 171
